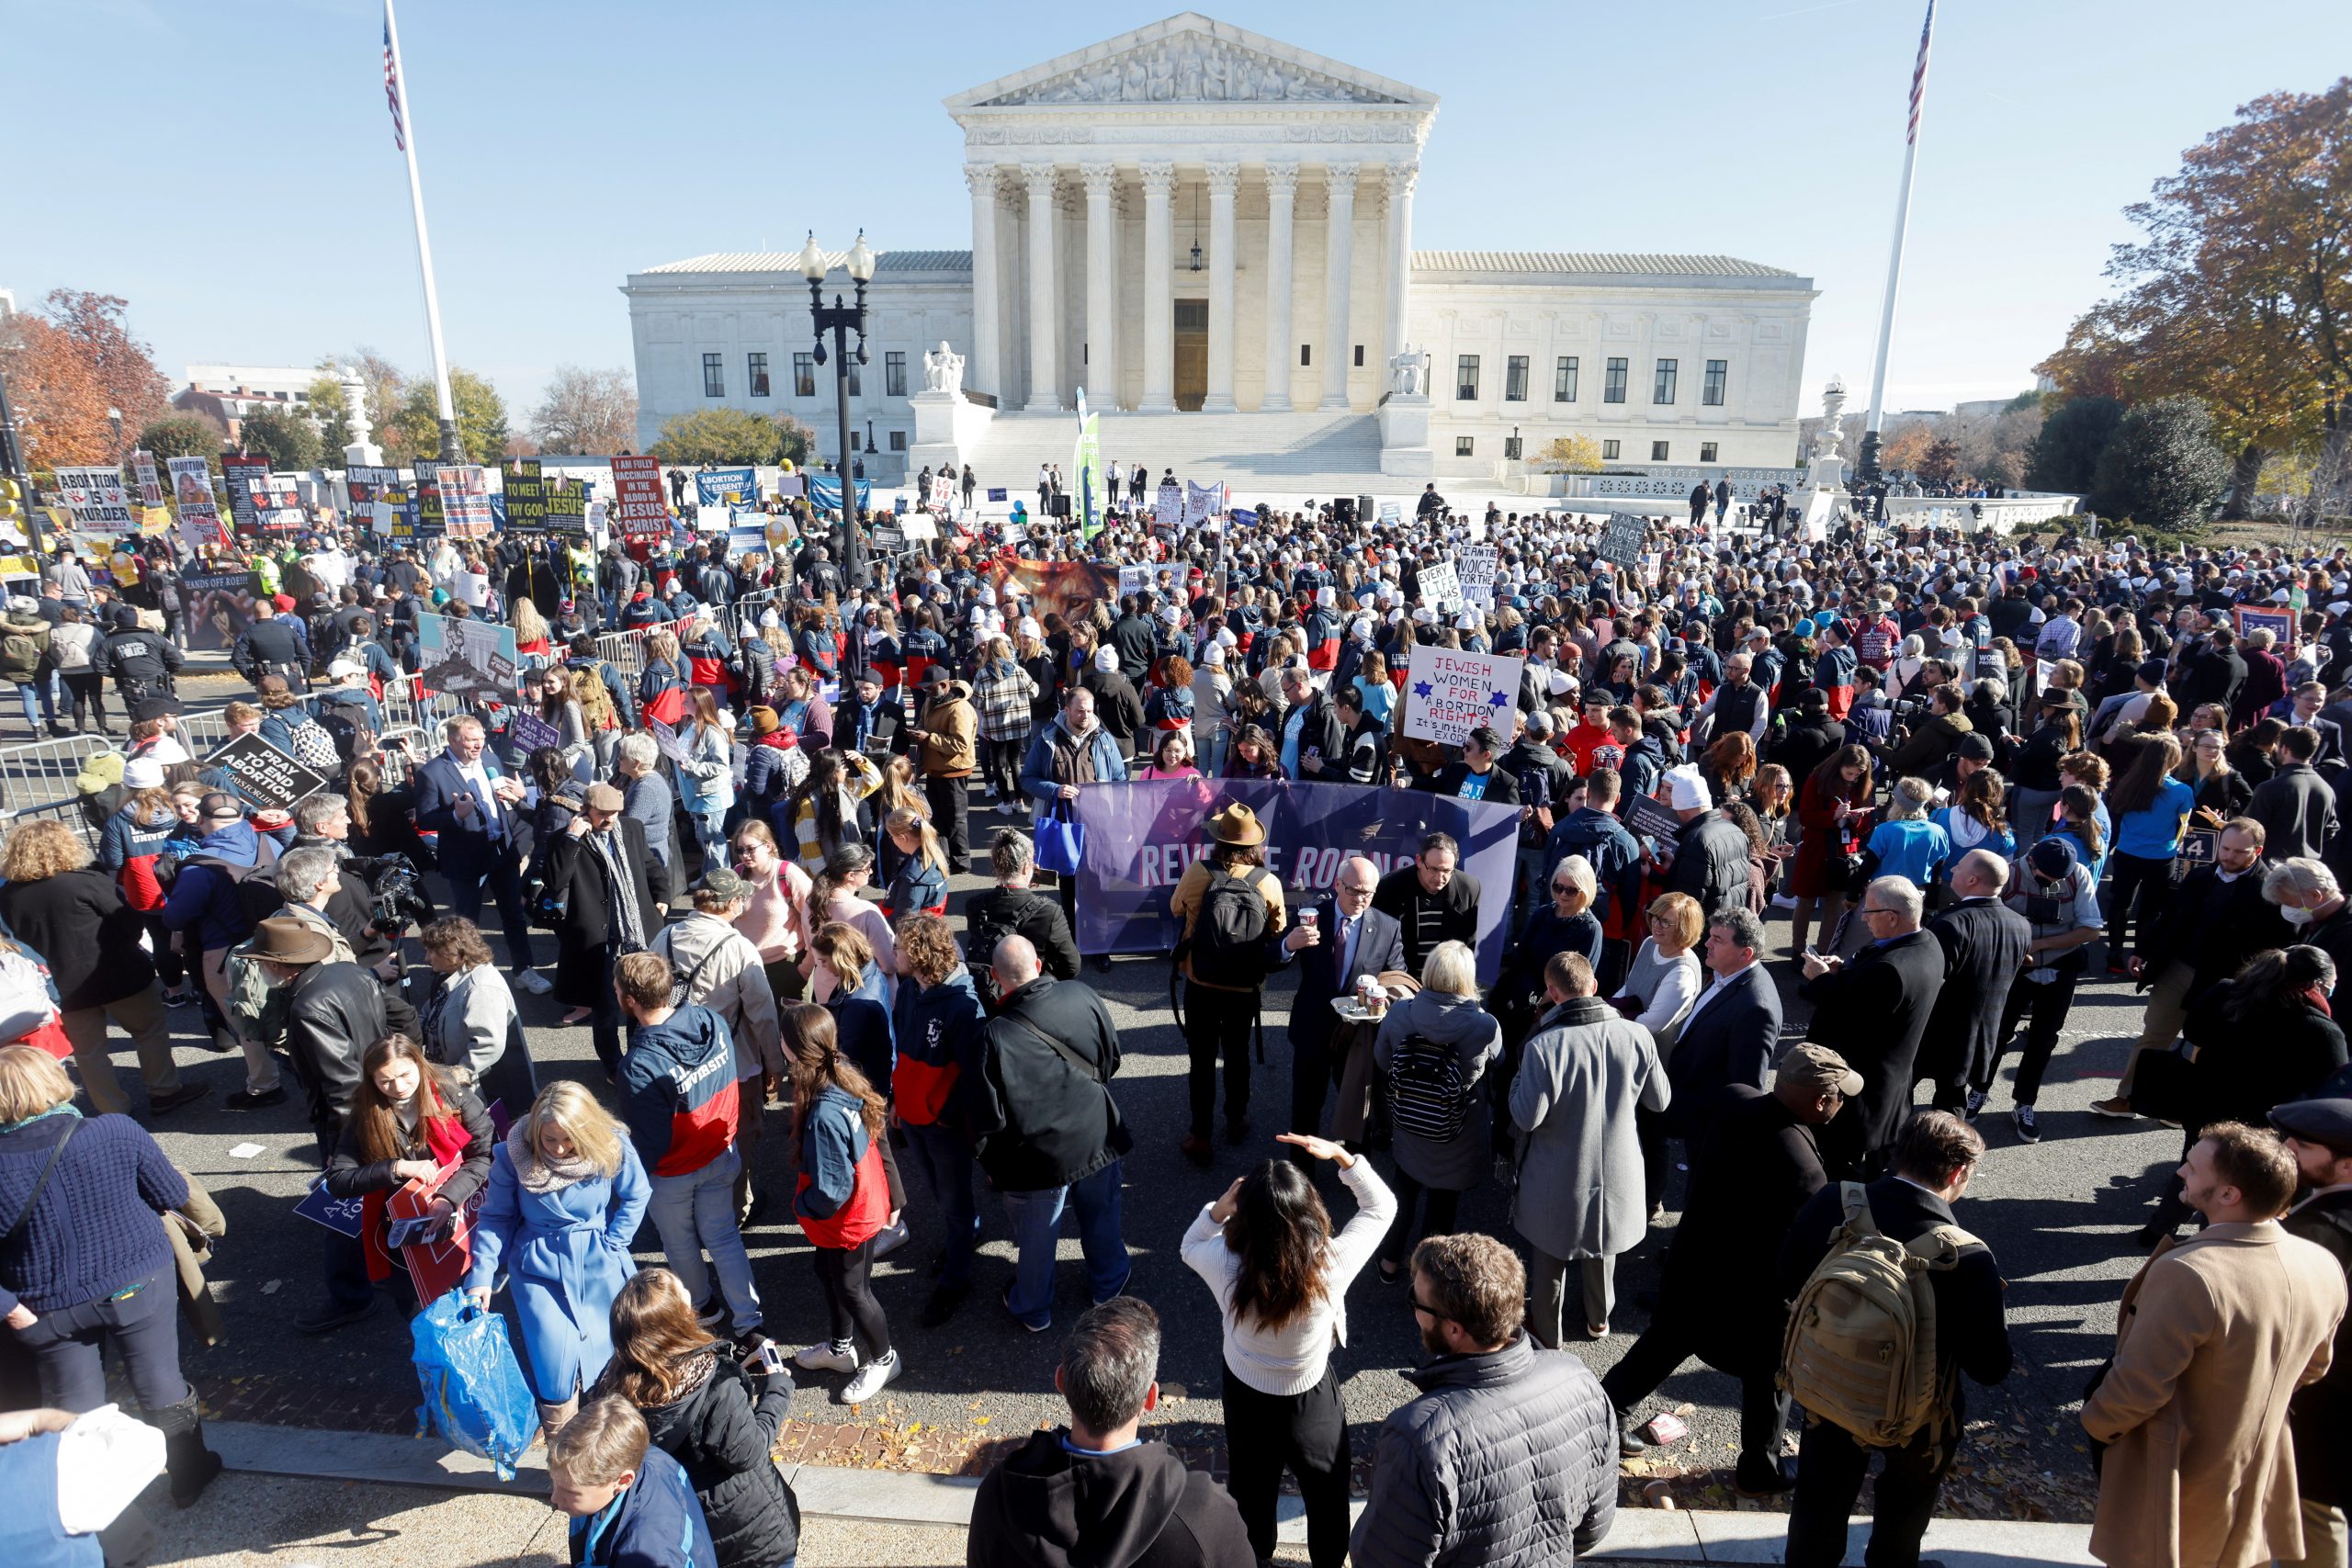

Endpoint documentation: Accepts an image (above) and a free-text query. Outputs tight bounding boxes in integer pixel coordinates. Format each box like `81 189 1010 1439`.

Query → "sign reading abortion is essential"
1071 779 1521 982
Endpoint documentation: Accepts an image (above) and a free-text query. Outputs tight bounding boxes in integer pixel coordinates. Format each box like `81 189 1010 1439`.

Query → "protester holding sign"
322 1032 494 1316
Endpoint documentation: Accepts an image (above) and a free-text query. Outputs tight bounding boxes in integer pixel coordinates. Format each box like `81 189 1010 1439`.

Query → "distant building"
1954 393 2035 418
173 364 322 443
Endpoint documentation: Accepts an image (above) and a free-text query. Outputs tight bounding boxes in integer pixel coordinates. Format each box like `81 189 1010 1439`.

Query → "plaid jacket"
972 661 1038 742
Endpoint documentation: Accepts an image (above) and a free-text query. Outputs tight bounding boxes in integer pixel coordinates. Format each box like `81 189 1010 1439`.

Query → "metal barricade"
595 629 649 680
0 795 104 854
0 731 121 812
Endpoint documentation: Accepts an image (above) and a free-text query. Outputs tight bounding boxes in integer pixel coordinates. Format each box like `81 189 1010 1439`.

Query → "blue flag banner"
695 468 758 506
1069 779 1520 982
804 476 872 513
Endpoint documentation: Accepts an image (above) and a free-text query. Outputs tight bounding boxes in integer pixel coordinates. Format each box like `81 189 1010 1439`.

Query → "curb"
210 1421 2096 1562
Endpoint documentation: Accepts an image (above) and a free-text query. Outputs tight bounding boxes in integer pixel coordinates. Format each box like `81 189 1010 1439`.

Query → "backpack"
312 698 373 764
1388 1033 1471 1142
0 624 43 682
222 936 293 1049
1780 1182 1978 1449
288 717 341 773
1186 866 1273 990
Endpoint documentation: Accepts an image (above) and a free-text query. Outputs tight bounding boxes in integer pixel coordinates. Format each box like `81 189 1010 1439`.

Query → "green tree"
136 412 224 462
384 368 509 464
650 408 789 465
2026 396 2125 492
305 371 354 456
237 404 322 470
2090 396 2230 530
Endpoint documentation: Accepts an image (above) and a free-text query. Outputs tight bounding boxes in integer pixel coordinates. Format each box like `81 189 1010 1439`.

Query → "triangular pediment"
945 12 1434 111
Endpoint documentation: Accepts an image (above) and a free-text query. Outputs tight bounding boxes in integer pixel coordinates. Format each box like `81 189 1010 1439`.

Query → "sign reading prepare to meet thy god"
1402 647 1524 748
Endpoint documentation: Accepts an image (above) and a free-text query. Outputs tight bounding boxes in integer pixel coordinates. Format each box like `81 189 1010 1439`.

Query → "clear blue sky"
5 0 2346 423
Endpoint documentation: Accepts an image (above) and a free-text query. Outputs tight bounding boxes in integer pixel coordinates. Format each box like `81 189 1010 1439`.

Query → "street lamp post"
800 230 875 588
0 361 40 555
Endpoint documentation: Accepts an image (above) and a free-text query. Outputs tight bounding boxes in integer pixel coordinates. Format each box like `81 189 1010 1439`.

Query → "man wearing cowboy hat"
1168 802 1291 1165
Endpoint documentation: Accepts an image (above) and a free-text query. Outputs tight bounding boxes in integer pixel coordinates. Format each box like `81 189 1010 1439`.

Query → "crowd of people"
0 480 2349 1568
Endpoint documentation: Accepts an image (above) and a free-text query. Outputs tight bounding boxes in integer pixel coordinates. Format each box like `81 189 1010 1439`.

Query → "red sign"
610 456 672 539
388 1160 487 1302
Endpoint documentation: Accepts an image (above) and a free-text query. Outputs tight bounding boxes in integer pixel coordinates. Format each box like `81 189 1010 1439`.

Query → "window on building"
1653 359 1678 405
1701 441 1719 463
1651 441 1671 461
1555 356 1578 402
1602 438 1621 460
792 354 816 398
1455 436 1475 457
1604 357 1627 403
702 353 724 398
1300 344 1311 367
1456 355 1480 400
1503 432 1523 460
1354 344 1365 367
1505 355 1529 402
846 363 861 397
1704 359 1727 406
747 353 770 398
888 430 907 452
848 431 860 453
886 352 907 398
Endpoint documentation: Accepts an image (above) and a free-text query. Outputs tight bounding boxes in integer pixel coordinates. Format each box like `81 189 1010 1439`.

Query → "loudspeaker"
1357 494 1374 518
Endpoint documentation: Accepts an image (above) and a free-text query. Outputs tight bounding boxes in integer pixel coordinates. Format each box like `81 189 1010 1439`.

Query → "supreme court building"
627 13 1818 488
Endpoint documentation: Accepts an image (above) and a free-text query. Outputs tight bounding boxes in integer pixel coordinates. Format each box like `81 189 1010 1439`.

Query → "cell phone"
751 1342 787 1377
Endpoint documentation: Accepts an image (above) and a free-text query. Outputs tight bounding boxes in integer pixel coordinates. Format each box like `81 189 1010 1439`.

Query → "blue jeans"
902 1120 979 1287
1001 1159 1131 1329
648 1147 761 1335
13 679 54 728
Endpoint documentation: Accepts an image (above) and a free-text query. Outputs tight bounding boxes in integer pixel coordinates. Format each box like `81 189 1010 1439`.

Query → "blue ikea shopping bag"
1035 801 1085 877
411 1289 539 1479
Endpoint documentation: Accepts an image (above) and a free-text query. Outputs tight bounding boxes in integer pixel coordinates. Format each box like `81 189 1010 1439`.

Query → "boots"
149 1393 223 1508
536 1394 579 1443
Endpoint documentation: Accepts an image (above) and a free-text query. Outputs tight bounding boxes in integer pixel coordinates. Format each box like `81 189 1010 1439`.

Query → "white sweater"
1181 1157 1397 1396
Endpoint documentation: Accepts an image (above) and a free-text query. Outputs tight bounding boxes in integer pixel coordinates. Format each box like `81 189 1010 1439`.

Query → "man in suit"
1608 1043 1855 1495
2253 723 2339 860
2175 623 2249 717
2273 1099 2352 1561
1799 875 1946 1174
541 782 673 1076
2283 680 2348 769
1781 1111 2010 1568
413 713 548 994
1280 855 1403 1145
1664 907 1782 1160
1917 849 2032 1118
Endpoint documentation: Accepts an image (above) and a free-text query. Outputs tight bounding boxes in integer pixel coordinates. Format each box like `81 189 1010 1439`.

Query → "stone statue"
1809 375 1849 464
1388 344 1430 398
922 342 965 396
991 37 1388 106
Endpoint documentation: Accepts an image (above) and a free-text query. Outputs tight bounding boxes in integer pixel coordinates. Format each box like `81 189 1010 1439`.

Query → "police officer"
232 593 311 692
96 604 183 710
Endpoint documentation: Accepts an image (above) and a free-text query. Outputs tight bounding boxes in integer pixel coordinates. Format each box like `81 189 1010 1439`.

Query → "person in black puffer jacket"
594 1267 799 1568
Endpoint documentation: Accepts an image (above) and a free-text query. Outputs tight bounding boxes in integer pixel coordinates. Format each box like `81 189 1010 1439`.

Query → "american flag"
1906 0 1936 145
382 10 406 152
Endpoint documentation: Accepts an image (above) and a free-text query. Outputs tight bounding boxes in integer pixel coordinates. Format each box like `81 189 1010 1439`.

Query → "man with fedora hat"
541 781 673 1077
1168 802 1290 1165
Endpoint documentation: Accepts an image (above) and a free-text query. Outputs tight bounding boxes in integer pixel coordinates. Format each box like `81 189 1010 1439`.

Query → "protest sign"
609 456 671 538
499 459 547 532
388 1160 486 1302
53 467 134 531
181 569 255 651
984 558 1114 624
417 611 518 698
1118 564 1152 599
1622 792 1684 841
695 467 757 507
220 457 270 531
207 731 331 813
293 1182 368 1237
167 457 224 548
1456 545 1498 608
803 476 869 513
1597 513 1646 572
249 476 304 531
900 513 938 541
507 711 561 756
728 521 768 558
410 459 447 536
130 451 164 509
929 473 956 512
870 523 908 554
775 473 805 499
1183 479 1226 529
442 466 493 537
1378 500 1402 523
649 717 690 765
1416 560 1463 609
1154 480 1183 531
1401 646 1524 748
2234 605 2294 652
1071 779 1520 982
544 476 587 536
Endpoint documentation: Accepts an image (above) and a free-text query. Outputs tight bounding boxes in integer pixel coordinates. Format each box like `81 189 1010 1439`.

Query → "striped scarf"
589 826 648 953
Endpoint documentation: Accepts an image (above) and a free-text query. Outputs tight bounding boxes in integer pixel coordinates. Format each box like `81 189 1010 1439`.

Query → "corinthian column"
1261 161 1298 412
964 164 1001 399
1383 163 1418 386
1320 163 1358 412
1022 163 1062 412
1138 161 1176 413
1080 163 1117 410
1203 160 1240 413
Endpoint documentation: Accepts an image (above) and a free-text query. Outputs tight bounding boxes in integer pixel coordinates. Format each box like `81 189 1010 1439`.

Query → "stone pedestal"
908 389 995 481
1377 393 1434 479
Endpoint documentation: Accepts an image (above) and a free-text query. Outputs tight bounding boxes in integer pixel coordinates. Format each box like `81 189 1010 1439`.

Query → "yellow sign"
137 504 172 536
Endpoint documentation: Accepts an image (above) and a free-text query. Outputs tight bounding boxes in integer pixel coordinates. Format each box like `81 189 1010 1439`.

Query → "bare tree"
528 366 638 456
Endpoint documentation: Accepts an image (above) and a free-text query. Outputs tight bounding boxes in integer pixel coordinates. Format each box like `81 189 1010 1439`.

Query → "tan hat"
1776 1043 1864 1098
247 916 334 966
1205 802 1266 847
583 782 626 813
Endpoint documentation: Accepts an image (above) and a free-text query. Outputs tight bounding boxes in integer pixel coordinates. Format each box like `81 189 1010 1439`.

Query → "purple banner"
1070 779 1522 983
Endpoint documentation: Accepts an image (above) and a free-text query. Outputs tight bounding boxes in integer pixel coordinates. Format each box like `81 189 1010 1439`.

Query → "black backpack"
1187 866 1274 990
312 697 374 764
1389 1033 1472 1142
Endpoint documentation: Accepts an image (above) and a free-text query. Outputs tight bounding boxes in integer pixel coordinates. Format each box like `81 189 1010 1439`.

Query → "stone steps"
960 408 1389 498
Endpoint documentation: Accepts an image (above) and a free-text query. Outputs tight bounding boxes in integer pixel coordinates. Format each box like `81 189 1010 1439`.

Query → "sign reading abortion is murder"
1072 779 1519 982
1402 647 1524 748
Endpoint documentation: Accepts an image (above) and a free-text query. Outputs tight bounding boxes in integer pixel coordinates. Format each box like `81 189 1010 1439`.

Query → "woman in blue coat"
465 1079 650 1436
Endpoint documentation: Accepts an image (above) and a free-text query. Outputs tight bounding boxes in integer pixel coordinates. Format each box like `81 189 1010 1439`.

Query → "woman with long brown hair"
1697 730 1758 807
779 1003 900 1404
1180 1132 1395 1568
594 1267 801 1568
675 685 738 869
322 1033 494 1312
1787 743 1873 958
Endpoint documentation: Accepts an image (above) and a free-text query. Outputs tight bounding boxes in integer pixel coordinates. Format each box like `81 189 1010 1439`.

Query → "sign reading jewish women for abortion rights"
1401 647 1525 748
1071 779 1520 982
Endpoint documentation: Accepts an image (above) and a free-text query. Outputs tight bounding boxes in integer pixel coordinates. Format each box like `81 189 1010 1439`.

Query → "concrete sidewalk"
204 1420 2098 1566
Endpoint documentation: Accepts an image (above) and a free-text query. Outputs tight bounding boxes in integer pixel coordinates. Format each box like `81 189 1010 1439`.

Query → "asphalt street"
95 772 2176 1521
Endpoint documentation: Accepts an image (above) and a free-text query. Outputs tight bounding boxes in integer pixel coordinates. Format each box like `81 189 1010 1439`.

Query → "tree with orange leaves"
0 290 171 471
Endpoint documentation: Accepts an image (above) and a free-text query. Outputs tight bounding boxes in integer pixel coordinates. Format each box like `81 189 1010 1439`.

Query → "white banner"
1416 560 1462 608
1402 647 1525 749
1154 480 1183 531
53 466 134 530
1183 479 1225 528
1118 564 1151 599
1456 545 1498 607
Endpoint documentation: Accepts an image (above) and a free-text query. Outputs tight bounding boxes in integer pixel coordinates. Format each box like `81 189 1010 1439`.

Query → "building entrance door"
1173 299 1207 412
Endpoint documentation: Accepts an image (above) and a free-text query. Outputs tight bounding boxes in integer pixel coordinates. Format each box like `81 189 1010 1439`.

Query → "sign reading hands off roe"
1402 647 1524 748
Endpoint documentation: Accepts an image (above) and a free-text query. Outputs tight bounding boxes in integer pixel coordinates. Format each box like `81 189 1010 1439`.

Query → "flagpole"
383 0 462 462
1858 0 1936 487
